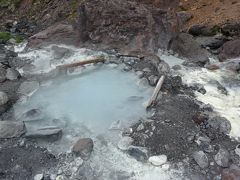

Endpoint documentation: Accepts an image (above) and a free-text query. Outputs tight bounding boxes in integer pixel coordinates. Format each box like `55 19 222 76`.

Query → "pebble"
0 91 8 106
214 148 230 167
193 151 209 169
235 144 240 157
149 155 168 166
127 146 149 162
34 174 44 180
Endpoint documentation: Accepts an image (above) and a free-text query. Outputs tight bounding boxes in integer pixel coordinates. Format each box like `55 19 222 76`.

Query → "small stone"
136 71 144 78
214 148 230 167
0 91 8 106
235 144 240 157
136 123 144 131
0 67 6 82
193 151 209 169
0 121 26 139
6 68 20 80
56 175 65 180
34 174 44 180
149 155 167 166
72 138 94 160
148 75 158 86
8 38 16 44
127 146 149 162
142 67 151 73
137 78 149 87
172 65 182 70
117 136 133 150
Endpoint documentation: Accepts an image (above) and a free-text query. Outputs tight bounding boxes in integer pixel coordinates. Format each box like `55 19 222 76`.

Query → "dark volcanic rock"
195 35 227 50
169 33 211 66
208 116 231 135
218 39 240 61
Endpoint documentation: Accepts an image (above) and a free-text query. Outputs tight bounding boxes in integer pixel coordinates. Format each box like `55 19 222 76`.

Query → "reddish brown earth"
179 0 240 30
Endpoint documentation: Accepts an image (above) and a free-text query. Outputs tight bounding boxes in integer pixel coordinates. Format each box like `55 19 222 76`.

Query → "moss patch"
0 31 12 41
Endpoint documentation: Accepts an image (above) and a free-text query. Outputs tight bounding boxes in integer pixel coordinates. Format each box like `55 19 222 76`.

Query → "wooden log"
146 75 165 109
56 57 105 70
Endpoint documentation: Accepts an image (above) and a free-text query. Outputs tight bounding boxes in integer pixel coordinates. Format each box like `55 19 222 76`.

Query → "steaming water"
13 44 240 179
13 44 186 179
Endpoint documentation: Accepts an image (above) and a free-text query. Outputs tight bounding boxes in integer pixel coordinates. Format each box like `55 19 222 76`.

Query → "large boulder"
169 33 211 66
0 121 26 138
218 39 240 61
28 0 180 53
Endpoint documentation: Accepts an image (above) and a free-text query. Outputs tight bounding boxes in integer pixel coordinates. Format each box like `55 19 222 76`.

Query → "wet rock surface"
72 138 94 160
0 121 25 138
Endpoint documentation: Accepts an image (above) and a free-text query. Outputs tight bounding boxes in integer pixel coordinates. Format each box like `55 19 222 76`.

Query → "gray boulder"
72 138 94 160
193 151 209 169
170 33 210 66
6 68 21 80
0 91 8 106
214 148 230 167
19 109 45 122
208 116 231 135
127 146 149 162
0 121 26 138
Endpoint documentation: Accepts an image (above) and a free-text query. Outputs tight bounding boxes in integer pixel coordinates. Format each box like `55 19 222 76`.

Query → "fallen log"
146 75 165 109
56 57 105 70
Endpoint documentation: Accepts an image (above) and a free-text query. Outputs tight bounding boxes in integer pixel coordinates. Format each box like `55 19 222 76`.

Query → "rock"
117 136 134 151
19 109 45 122
148 75 158 86
18 81 39 96
169 33 210 66
0 67 6 82
235 144 240 157
6 68 21 80
195 35 227 49
177 11 192 26
219 39 240 61
25 127 62 140
214 148 230 167
137 78 149 87
136 71 144 78
157 60 170 75
51 45 71 59
172 65 181 70
127 146 149 162
193 151 209 169
222 165 240 180
222 59 240 73
72 138 94 160
188 25 216 36
208 116 231 135
0 121 26 139
28 24 77 48
34 174 44 180
222 23 240 37
0 91 8 106
149 155 167 166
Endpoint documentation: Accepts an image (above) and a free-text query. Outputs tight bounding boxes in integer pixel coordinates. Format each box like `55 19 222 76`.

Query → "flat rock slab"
0 121 26 138
25 127 62 140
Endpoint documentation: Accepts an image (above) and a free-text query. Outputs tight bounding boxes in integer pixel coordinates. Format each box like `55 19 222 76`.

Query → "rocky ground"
0 0 240 180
